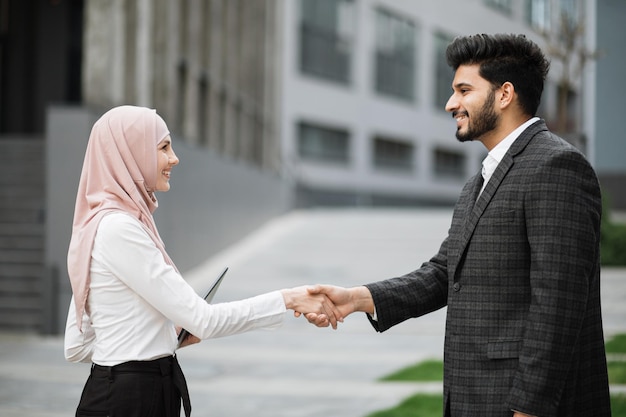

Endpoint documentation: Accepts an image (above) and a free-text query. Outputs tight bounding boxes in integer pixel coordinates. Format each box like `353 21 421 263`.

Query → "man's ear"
498 82 515 109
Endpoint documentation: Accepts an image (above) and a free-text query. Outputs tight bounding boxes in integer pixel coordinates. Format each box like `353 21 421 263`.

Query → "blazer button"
452 282 461 292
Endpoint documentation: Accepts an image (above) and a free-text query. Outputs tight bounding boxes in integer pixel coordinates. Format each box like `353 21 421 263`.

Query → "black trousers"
76 355 191 417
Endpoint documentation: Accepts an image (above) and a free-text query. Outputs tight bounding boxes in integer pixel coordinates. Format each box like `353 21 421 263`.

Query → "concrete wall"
45 105 290 331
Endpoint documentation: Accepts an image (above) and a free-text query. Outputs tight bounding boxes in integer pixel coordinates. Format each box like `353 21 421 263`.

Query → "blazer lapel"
454 119 547 281
447 173 482 281
457 156 514 260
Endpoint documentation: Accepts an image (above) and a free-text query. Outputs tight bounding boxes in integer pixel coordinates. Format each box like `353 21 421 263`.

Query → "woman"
64 105 339 417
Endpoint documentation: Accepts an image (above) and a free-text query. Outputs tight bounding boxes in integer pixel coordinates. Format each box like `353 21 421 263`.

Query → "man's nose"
444 93 458 113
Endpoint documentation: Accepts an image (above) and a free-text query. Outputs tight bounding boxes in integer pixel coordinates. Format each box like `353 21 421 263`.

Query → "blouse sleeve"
64 295 96 363
94 214 286 340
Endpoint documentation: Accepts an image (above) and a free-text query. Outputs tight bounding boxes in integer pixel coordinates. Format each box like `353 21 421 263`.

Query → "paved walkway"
1 208 625 417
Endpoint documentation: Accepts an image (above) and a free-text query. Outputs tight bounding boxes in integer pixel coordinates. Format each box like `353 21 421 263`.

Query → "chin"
455 133 473 143
156 184 171 192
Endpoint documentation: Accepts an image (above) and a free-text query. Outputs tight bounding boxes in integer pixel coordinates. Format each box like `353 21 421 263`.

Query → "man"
307 34 611 417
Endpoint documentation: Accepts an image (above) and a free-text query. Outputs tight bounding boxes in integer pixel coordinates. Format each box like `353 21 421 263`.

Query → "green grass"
366 334 626 417
606 333 626 354
608 361 626 384
612 395 626 415
379 359 443 382
606 333 626 384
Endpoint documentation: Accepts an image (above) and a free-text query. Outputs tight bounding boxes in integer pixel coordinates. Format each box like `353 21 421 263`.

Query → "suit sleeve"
506 148 602 415
364 235 449 332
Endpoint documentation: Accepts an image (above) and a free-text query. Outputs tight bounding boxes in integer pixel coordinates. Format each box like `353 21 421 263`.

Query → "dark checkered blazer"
366 120 611 417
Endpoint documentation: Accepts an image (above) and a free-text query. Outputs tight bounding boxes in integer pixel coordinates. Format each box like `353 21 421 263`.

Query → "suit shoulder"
524 130 588 162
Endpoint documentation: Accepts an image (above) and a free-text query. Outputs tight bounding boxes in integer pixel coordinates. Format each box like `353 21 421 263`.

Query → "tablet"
177 267 229 347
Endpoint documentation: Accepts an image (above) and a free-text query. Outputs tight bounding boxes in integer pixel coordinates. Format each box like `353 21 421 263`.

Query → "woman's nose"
170 151 179 165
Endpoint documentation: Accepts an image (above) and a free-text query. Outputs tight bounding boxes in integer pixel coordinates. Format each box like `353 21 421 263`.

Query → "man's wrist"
512 410 537 417
351 286 375 315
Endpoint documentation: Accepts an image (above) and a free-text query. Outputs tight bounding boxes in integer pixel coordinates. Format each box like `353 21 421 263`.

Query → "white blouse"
64 212 286 366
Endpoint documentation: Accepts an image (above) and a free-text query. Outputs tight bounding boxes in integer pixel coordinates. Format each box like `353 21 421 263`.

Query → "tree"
538 0 601 136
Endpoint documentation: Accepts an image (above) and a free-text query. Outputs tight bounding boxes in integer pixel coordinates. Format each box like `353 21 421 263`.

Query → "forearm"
364 266 448 332
347 286 375 315
64 297 95 363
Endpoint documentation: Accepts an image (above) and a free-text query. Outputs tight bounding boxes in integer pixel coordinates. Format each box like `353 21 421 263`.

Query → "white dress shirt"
64 212 286 366
480 117 540 194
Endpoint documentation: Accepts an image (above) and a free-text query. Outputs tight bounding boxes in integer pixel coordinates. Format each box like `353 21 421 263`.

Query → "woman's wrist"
280 288 295 310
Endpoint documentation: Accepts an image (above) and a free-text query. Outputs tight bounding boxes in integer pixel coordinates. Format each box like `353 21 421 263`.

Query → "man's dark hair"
446 33 550 117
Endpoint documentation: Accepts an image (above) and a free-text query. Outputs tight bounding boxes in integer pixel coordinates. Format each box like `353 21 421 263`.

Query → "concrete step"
0 139 46 333
0 235 43 250
0 206 45 223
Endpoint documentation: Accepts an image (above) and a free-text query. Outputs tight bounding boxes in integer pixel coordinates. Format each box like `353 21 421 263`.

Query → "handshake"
280 285 375 329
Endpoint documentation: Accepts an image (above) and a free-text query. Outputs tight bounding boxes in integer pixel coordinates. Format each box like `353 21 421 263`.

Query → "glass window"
372 136 414 172
526 0 551 32
557 0 580 39
433 148 465 179
527 0 580 39
559 0 578 24
433 32 455 111
374 9 416 101
485 0 513 15
298 122 350 163
556 84 578 132
300 0 354 84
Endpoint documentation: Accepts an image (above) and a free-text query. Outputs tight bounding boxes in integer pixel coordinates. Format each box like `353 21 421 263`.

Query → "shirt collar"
488 117 539 163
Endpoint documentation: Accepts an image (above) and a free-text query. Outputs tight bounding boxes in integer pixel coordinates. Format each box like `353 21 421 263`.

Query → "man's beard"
455 91 499 142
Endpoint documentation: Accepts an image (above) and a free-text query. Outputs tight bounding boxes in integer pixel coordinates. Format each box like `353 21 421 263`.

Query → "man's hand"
281 286 343 329
302 285 374 327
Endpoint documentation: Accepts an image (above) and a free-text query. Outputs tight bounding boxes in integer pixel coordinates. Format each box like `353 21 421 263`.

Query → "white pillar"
111 0 125 104
135 0 153 106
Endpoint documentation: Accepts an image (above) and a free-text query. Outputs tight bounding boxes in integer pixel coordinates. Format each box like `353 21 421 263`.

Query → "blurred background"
0 0 624 337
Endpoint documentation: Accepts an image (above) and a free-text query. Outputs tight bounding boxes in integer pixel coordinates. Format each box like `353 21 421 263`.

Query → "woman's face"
156 135 179 192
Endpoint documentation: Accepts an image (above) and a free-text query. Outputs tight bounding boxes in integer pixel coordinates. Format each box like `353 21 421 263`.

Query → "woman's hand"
175 326 201 349
178 333 201 348
281 286 344 329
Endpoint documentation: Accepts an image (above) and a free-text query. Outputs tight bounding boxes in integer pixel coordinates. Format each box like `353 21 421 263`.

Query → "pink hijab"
67 105 177 329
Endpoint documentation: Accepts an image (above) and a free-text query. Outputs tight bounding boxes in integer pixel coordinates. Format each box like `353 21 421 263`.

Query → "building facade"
82 0 281 171
278 0 600 207
77 0 609 209
79 0 605 209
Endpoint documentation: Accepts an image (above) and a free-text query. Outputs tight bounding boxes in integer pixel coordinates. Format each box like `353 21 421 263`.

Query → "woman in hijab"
64 105 340 417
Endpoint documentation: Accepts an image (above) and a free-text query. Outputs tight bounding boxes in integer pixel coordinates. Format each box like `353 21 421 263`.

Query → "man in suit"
306 34 611 416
